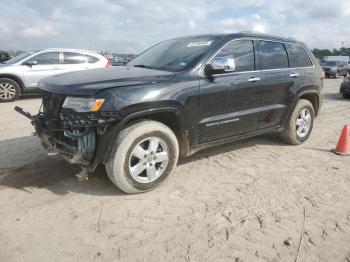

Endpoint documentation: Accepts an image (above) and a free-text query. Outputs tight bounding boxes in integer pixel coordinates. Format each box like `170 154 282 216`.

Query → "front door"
22 51 62 88
198 39 264 143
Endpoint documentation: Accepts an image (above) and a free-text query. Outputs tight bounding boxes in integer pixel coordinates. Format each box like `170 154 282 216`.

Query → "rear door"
257 40 296 129
22 51 62 88
198 39 264 143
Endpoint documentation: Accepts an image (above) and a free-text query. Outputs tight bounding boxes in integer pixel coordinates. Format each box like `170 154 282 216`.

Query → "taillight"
320 71 325 80
105 59 112 68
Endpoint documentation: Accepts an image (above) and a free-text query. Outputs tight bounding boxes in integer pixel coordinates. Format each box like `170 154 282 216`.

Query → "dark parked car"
340 76 350 98
320 61 348 78
16 33 323 194
0 50 10 63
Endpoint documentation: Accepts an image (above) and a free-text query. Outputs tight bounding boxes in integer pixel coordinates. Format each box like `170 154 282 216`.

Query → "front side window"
128 36 224 72
27 52 60 65
285 44 312 68
322 61 338 66
212 40 255 73
63 52 85 64
258 41 288 70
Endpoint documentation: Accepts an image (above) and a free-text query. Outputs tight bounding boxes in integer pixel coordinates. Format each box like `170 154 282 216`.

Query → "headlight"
62 97 105 113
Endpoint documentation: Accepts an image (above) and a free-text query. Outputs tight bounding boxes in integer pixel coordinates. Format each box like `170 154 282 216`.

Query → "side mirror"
24 60 38 66
204 64 214 80
211 56 236 73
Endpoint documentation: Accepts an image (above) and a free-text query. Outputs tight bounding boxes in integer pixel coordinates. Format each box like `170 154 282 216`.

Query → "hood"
321 65 337 70
38 66 176 96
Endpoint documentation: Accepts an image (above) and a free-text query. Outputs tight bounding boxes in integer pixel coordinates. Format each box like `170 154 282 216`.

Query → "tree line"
312 48 350 60
5 47 350 61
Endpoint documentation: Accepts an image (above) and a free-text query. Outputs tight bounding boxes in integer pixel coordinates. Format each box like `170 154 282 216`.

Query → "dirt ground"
0 79 349 262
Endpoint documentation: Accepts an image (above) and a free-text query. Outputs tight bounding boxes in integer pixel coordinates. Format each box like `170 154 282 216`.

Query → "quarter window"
85 55 99 63
285 44 313 68
63 52 85 64
213 40 255 73
27 52 60 65
258 41 288 70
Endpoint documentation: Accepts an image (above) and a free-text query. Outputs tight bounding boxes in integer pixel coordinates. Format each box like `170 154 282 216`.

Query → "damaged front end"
15 92 121 170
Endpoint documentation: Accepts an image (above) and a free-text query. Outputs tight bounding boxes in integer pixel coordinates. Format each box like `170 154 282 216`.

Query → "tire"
280 99 315 145
106 120 179 194
0 78 21 102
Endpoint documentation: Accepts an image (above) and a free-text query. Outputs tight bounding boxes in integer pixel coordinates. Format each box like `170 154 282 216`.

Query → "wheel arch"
0 74 25 92
299 91 320 117
119 108 191 157
281 90 320 129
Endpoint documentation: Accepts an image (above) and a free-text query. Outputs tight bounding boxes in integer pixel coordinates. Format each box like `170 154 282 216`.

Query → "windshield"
321 61 339 66
4 52 33 64
128 36 224 72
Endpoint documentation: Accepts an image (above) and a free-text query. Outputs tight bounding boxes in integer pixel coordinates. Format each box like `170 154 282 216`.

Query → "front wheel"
106 120 179 194
0 78 21 102
280 99 315 145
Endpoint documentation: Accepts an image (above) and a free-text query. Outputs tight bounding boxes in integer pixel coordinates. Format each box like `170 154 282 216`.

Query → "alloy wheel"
296 108 312 138
128 137 169 183
0 82 16 100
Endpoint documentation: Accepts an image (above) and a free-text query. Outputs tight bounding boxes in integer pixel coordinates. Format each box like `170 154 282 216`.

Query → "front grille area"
42 92 66 121
60 112 100 128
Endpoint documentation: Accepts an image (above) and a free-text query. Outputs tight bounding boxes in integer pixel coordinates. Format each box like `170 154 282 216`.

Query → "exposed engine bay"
15 92 120 169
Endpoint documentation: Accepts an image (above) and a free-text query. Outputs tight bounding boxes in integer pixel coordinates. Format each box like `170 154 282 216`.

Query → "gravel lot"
0 79 349 262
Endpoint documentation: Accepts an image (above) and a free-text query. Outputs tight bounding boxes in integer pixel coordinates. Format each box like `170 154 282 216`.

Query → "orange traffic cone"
332 124 350 155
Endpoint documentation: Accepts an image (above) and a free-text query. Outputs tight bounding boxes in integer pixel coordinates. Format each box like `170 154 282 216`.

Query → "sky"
0 0 349 54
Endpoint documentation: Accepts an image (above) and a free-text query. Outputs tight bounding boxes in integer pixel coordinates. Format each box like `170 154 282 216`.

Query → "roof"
41 48 98 53
174 32 301 45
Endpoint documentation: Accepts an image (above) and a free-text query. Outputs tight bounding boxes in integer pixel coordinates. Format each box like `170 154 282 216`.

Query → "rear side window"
63 52 85 64
27 52 60 65
214 40 255 72
258 41 288 70
85 55 99 63
285 44 313 68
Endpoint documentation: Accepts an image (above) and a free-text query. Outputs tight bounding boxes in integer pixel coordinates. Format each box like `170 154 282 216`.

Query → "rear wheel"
280 99 315 145
0 78 21 102
106 120 179 194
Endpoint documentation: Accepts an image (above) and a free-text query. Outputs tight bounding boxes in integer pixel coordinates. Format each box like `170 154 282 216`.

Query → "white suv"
0 48 110 102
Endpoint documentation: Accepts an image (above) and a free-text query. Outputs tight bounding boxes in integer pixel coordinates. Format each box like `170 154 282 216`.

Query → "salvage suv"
16 33 323 194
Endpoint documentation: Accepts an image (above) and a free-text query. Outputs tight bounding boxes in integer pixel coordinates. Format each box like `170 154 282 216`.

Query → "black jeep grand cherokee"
17 33 323 194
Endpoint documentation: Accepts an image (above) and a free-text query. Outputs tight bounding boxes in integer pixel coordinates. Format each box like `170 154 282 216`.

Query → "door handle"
290 73 299 77
248 77 261 82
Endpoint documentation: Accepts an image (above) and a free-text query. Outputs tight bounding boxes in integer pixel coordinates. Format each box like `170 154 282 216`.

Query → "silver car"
0 48 109 102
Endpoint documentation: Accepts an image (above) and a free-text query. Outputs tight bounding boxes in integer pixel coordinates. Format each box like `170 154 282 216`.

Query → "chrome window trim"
199 38 257 76
199 37 315 77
